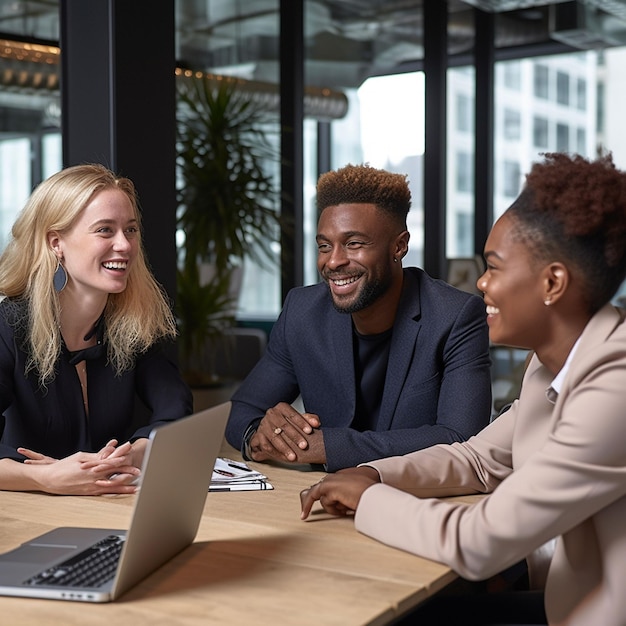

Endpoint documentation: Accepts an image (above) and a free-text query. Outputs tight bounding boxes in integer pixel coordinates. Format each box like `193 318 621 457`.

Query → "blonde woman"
0 164 192 495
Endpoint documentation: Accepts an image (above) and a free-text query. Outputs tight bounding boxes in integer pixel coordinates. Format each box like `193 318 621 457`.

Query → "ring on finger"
273 427 283 435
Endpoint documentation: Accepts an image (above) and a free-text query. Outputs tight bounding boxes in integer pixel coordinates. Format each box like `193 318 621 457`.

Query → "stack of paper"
209 457 274 492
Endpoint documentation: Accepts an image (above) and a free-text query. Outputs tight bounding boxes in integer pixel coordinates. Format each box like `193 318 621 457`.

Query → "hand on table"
249 402 326 464
300 466 381 520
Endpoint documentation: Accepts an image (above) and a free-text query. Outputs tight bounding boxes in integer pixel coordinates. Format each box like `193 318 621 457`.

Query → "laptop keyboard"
23 535 125 588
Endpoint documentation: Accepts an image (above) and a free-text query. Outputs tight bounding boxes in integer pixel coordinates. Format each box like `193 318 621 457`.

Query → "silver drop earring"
53 261 68 292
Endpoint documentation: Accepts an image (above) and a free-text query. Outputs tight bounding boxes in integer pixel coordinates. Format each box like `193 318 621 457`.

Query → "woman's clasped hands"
17 439 142 496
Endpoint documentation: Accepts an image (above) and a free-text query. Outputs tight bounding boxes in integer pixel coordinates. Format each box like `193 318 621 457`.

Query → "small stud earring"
393 257 398 263
544 298 552 306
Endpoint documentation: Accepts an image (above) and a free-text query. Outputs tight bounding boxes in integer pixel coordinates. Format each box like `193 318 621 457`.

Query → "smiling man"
225 164 492 472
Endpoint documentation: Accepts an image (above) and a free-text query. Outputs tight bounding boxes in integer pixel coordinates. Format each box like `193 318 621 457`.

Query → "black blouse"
0 298 193 461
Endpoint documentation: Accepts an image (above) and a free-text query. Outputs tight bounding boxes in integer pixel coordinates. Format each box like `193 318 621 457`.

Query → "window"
503 61 521 90
556 71 570 105
0 132 61 252
456 93 473 133
556 123 569 152
576 78 587 111
0 138 31 250
533 116 549 148
577 127 586 153
455 212 473 256
503 109 521 140
352 72 426 272
503 161 521 197
534 64 549 99
448 66 475 259
456 151 473 193
597 81 605 135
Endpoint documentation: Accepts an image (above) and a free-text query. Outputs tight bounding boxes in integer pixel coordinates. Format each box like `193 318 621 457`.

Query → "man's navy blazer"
226 267 492 471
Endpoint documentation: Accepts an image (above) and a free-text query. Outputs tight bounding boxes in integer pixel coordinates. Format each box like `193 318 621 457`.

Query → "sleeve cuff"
242 419 261 461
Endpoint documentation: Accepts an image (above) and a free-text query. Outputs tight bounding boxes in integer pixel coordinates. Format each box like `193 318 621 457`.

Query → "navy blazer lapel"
378 270 423 429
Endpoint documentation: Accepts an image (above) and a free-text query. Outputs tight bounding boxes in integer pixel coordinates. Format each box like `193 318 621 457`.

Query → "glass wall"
2 1 626 320
316 72 426 286
175 0 282 321
0 29 62 248
443 47 625 265
0 126 61 249
447 66 475 260
493 51 600 219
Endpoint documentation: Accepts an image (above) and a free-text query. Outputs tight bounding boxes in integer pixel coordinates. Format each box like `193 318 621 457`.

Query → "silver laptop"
0 401 230 603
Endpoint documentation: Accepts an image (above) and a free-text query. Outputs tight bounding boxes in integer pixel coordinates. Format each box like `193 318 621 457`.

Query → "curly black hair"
507 152 626 313
316 164 411 230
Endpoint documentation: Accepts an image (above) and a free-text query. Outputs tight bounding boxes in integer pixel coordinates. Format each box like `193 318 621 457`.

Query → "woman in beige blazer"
301 152 626 626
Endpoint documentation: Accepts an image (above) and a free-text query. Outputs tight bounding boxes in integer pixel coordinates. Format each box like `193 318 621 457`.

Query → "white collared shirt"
546 337 582 403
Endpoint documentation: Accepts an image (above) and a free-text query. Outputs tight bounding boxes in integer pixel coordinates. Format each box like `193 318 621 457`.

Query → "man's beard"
329 275 391 314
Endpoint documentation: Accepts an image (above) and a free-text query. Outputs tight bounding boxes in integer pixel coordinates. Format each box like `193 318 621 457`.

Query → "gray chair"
212 327 267 381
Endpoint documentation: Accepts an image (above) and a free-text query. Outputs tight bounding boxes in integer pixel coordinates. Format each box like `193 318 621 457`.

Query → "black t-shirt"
351 325 393 432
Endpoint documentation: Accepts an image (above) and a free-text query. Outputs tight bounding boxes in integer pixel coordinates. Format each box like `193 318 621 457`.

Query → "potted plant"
175 263 235 387
175 72 282 385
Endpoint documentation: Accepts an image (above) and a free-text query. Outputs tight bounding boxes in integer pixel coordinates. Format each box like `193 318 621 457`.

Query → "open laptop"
0 401 231 602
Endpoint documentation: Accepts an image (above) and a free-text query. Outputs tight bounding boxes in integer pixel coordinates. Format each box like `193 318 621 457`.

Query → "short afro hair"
316 163 411 230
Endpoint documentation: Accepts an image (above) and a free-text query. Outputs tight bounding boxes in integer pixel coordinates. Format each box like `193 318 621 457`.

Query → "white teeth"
332 276 359 286
103 261 127 270
486 305 499 315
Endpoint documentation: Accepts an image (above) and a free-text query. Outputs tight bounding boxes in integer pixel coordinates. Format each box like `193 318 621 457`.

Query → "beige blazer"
356 304 626 626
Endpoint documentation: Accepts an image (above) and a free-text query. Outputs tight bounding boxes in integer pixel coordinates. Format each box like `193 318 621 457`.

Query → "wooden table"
0 442 462 626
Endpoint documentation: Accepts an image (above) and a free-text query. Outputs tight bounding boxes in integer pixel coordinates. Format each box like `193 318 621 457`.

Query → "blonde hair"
0 163 177 384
